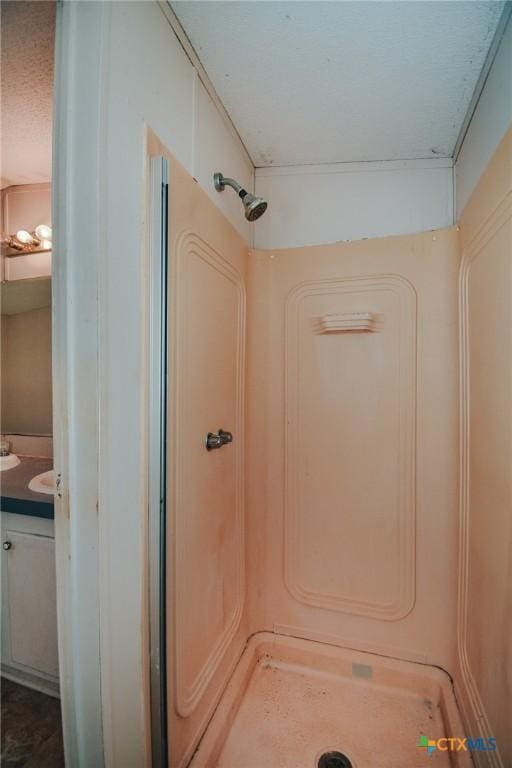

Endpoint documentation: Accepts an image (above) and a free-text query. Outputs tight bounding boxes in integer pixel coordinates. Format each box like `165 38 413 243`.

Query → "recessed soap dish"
316 312 376 333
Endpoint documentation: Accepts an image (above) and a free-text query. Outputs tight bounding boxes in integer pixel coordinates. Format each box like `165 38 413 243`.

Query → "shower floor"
190 633 471 768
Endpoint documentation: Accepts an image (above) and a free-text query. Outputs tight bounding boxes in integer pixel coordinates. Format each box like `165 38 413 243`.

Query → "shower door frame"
147 156 170 767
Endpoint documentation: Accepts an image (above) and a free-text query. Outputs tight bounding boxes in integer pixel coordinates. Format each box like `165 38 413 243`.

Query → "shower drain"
317 751 353 768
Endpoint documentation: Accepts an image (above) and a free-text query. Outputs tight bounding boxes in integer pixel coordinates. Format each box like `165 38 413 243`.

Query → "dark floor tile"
25 730 65 768
1 678 64 768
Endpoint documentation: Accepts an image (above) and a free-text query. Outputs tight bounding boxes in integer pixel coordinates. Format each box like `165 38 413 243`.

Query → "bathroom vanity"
1 455 54 518
1 456 59 697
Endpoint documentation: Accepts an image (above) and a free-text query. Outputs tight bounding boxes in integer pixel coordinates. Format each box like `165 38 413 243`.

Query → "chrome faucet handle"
206 432 222 451
218 429 233 445
205 429 233 451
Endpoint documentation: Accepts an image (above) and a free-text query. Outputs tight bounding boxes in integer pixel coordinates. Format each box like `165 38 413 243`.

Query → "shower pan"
188 634 470 768
146 141 503 768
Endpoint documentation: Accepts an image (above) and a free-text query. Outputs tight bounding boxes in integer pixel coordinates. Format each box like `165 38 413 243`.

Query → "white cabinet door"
1 528 59 682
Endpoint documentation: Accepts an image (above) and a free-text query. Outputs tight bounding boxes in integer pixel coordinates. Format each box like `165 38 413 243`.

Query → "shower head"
241 192 268 222
213 172 268 222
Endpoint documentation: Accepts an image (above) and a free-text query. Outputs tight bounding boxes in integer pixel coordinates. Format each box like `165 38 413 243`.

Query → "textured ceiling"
172 1 505 167
1 1 55 188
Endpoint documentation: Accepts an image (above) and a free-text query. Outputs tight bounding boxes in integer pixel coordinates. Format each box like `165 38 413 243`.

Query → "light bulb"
16 229 34 244
35 224 52 240
40 239 52 251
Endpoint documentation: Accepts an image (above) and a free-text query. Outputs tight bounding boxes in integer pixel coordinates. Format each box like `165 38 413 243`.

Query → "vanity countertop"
0 456 54 519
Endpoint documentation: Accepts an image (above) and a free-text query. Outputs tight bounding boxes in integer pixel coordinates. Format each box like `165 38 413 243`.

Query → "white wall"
455 14 512 217
106 2 254 243
54 3 253 767
254 159 453 250
253 13 512 249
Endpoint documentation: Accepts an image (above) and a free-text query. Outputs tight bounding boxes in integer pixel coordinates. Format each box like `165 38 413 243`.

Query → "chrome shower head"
241 192 268 222
213 172 268 222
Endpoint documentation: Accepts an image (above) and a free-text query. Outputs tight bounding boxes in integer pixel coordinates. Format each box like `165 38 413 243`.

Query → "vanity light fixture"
1 224 53 255
34 224 52 240
15 229 35 244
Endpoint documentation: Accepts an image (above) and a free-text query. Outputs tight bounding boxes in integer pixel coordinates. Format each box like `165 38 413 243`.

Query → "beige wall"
1 306 52 435
247 227 461 673
456 126 512 768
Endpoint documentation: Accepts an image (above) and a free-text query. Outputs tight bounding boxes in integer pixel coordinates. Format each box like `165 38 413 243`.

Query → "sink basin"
0 454 21 471
28 470 55 495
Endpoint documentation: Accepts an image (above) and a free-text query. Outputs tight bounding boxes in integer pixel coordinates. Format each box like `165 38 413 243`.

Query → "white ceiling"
1 1 55 188
172 1 506 167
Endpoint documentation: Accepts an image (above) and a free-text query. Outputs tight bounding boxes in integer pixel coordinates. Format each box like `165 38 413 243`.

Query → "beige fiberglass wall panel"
284 275 416 621
166 156 249 768
246 228 460 671
456 127 512 768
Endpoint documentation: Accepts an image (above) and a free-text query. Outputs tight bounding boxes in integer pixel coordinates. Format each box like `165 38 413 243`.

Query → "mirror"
1 278 52 436
1 277 51 315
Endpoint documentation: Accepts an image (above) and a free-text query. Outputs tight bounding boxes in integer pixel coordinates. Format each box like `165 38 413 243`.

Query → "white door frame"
52 2 107 764
53 4 165 765
52 2 249 763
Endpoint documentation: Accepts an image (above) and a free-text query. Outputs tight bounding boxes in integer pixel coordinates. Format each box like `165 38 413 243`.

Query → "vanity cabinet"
1 511 59 696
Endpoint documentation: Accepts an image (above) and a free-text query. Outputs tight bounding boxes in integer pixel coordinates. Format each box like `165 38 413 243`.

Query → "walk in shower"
146 138 511 766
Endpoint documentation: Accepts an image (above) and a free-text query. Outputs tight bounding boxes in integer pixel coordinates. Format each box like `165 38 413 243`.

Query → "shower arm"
213 173 246 198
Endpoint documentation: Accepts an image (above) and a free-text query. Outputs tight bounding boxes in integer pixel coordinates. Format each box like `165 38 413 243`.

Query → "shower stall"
146 127 511 767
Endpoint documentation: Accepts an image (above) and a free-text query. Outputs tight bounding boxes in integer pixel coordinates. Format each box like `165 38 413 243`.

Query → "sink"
28 470 55 495
0 454 21 471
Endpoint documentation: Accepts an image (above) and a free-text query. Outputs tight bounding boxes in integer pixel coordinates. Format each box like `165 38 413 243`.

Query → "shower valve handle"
205 429 233 451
